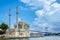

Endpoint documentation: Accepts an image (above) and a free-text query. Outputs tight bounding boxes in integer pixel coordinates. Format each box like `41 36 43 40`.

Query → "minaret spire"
16 5 18 29
15 5 19 37
9 8 11 28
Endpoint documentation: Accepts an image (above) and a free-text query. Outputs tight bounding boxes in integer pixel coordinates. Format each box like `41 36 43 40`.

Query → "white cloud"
20 0 56 8
36 10 44 16
20 0 60 32
20 0 31 3
51 3 60 8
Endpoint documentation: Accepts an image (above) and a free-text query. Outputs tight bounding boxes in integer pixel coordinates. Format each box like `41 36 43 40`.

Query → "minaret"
15 5 19 37
16 5 18 29
9 9 11 28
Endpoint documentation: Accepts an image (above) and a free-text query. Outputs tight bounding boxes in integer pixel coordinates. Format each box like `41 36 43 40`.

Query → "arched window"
18 24 22 29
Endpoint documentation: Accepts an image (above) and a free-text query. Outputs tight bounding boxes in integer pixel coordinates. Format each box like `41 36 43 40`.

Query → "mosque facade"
5 5 30 38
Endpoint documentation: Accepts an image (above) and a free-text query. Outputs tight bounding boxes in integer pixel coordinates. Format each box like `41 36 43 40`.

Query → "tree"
0 23 9 34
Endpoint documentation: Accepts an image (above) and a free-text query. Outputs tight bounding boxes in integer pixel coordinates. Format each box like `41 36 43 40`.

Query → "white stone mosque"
4 5 30 38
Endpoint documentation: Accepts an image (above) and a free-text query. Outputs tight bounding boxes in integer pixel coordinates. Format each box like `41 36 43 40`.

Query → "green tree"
0 23 9 34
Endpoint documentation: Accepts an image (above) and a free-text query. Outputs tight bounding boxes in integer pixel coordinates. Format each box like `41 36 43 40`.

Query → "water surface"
0 36 60 40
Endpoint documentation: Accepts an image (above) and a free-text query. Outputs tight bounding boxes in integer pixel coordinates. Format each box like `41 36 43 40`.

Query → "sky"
0 0 60 33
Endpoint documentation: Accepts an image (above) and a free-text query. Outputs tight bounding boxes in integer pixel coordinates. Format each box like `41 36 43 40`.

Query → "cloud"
20 0 31 3
20 0 60 32
20 0 56 9
36 10 44 16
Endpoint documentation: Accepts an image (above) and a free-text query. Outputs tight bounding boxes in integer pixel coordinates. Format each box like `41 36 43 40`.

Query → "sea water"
0 36 60 40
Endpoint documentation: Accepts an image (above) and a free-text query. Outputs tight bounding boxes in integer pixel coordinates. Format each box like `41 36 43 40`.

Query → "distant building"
5 20 30 37
30 32 45 37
